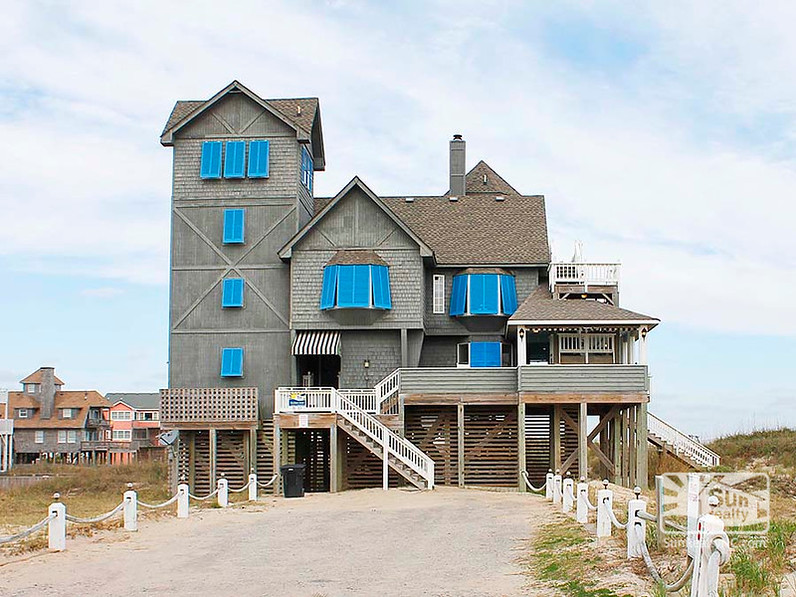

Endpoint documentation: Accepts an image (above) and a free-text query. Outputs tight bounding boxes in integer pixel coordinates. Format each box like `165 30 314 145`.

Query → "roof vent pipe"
449 134 466 197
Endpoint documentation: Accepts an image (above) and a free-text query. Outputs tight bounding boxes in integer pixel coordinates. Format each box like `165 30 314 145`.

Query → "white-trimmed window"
558 333 615 364
111 410 132 421
113 430 132 441
58 430 67 443
61 408 74 419
24 383 39 394
433 274 445 314
17 409 28 419
67 430 77 444
35 430 44 444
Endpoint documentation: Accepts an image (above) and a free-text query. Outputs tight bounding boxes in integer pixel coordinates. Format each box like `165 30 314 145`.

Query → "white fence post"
545 470 554 500
627 486 645 559
248 471 257 502
691 496 730 597
576 477 589 524
48 494 66 552
217 475 229 508
596 480 613 539
177 483 189 518
123 483 138 532
552 471 562 505
562 474 574 513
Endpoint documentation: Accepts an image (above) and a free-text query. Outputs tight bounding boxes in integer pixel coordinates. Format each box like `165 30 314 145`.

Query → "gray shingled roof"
106 393 161 410
162 97 318 137
509 287 659 325
326 249 388 266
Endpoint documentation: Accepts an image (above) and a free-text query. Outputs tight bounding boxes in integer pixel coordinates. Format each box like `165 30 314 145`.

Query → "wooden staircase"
337 418 426 489
647 412 720 469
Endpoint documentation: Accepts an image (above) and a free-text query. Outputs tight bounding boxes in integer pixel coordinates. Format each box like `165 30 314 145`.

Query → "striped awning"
292 331 341 356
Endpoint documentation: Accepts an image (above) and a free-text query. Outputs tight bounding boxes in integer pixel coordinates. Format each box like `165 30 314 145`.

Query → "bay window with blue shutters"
319 264 392 310
223 209 245 244
220 347 244 377
457 342 503 367
221 278 244 308
449 272 517 316
200 141 222 179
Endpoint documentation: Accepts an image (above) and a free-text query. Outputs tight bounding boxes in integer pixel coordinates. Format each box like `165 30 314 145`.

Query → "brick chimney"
449 134 466 197
39 367 56 420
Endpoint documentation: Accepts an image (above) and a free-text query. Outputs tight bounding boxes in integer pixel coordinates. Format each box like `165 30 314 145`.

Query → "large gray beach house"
159 81 718 494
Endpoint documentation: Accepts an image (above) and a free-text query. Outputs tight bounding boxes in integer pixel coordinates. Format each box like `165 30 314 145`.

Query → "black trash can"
280 464 306 498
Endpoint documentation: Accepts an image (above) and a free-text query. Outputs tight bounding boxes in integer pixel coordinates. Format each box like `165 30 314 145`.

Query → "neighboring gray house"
160 81 717 496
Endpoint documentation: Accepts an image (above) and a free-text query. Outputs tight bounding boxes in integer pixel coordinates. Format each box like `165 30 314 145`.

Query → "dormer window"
449 273 517 316
24 383 39 394
17 409 29 419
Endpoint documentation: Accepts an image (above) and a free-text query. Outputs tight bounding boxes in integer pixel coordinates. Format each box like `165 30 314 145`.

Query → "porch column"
636 403 649 489
518 402 526 491
330 423 338 493
516 327 527 366
272 423 282 495
400 328 408 368
639 327 649 365
209 429 217 487
577 402 588 480
551 405 562 472
457 403 465 487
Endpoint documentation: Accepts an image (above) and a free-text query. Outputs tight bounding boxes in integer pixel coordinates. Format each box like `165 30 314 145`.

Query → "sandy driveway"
0 487 549 597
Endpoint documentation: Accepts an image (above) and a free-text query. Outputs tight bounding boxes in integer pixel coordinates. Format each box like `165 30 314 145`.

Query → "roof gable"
459 161 521 195
279 177 434 260
20 368 64 385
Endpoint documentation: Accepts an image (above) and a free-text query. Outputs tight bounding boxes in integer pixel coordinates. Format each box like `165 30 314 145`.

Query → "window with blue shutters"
319 264 391 310
248 140 270 178
200 141 222 179
469 342 502 367
449 273 517 316
301 146 313 193
220 347 244 377
224 141 246 178
221 278 244 308
223 209 245 244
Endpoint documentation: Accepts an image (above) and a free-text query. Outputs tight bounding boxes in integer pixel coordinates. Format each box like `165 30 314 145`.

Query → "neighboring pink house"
106 393 161 464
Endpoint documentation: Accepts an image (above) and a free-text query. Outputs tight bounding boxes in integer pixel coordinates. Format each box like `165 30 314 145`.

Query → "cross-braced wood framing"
525 406 552 485
341 431 401 489
463 406 518 487
405 406 458 486
216 430 247 489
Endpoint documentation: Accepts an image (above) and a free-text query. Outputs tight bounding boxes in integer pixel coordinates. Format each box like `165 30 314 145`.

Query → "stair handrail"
334 389 434 489
375 369 401 414
648 412 720 468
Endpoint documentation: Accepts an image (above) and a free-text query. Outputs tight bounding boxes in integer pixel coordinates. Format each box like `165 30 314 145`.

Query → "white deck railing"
648 412 720 468
275 386 434 489
375 369 401 414
550 262 621 290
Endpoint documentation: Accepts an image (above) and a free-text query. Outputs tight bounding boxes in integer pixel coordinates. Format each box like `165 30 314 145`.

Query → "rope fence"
534 473 732 596
0 470 278 553
521 470 546 493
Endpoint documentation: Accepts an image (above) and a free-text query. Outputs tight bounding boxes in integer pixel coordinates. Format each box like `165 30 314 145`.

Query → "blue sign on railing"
288 397 306 407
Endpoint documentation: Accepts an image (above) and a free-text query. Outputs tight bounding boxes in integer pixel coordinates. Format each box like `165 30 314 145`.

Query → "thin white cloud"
80 287 124 299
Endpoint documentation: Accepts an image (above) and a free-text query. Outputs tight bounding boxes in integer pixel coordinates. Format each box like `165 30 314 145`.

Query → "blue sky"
1 1 794 439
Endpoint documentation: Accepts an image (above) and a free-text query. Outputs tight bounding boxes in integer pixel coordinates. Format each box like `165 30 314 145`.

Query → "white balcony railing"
648 412 720 468
549 262 620 290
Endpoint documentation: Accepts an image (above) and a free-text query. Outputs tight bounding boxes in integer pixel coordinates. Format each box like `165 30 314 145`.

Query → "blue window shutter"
224 141 245 178
222 278 244 308
470 274 499 314
450 275 466 316
352 265 371 307
372 265 392 309
500 275 518 315
223 209 245 244
200 141 222 179
337 265 355 307
471 342 501 367
221 347 244 377
320 265 338 310
248 140 270 178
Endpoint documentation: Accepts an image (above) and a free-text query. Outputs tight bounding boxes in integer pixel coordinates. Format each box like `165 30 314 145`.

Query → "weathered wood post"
177 481 189 518
562 473 574 513
576 477 589 523
48 493 66 552
248 470 257 502
123 483 138 532
596 480 613 539
217 475 229 507
545 469 554 500
627 486 645 559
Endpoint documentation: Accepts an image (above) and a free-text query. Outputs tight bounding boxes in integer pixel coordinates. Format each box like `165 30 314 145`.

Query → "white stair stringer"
647 412 720 469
